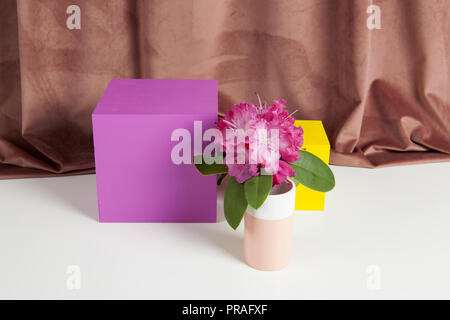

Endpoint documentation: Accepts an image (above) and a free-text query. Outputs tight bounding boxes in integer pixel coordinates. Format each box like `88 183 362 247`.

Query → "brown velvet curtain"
1 0 449 178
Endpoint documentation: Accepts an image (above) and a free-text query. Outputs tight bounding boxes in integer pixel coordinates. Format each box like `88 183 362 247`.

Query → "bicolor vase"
244 179 296 271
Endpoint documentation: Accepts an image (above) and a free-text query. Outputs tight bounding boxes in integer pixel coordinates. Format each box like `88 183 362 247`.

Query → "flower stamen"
255 92 263 109
287 109 299 119
222 119 237 128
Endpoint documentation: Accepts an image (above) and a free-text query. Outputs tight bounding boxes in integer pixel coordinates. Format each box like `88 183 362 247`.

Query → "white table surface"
0 162 449 299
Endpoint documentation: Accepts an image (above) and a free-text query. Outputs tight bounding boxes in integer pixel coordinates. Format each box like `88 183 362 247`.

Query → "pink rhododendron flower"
273 160 296 187
217 96 303 186
227 163 259 184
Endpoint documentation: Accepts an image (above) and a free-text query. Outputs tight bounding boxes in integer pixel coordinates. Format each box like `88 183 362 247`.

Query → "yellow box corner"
294 120 330 211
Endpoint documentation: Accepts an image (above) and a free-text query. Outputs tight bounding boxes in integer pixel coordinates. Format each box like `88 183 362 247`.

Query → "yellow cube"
294 120 330 211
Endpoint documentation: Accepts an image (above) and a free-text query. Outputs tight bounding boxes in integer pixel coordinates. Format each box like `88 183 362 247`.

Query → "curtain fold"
1 0 449 178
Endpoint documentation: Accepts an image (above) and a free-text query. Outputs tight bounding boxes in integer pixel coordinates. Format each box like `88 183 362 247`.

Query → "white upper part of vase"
246 179 296 221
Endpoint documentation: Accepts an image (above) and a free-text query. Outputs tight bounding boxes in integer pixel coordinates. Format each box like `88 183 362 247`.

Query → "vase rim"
268 179 294 196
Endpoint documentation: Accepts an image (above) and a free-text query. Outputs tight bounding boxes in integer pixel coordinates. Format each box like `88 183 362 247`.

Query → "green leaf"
289 176 301 187
244 175 273 210
193 155 228 176
289 150 335 192
224 177 248 230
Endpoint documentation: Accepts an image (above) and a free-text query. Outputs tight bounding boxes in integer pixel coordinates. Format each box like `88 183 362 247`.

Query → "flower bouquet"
194 95 335 270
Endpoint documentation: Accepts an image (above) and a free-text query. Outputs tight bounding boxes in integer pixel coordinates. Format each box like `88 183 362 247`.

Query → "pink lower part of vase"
244 212 294 271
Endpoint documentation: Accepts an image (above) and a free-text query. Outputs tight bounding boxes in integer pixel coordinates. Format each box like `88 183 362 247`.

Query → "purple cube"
92 79 217 222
